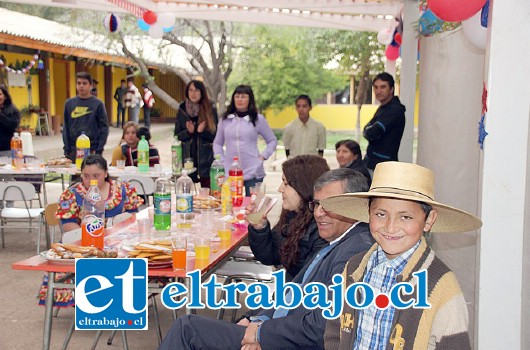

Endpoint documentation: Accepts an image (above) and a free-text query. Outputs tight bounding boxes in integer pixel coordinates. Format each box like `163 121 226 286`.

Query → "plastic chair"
215 260 273 322
44 203 62 247
117 175 155 206
0 181 45 253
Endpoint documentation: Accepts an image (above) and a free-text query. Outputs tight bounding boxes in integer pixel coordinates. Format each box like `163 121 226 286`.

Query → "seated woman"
335 139 372 186
248 155 330 281
122 126 160 167
56 154 143 231
111 121 139 166
40 155 143 308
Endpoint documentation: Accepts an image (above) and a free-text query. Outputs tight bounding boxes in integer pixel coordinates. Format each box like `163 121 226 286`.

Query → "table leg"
184 277 193 315
43 271 55 350
42 173 48 205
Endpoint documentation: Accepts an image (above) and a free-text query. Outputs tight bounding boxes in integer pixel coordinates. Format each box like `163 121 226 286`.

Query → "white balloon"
377 28 393 46
158 13 175 28
462 11 487 49
149 24 164 39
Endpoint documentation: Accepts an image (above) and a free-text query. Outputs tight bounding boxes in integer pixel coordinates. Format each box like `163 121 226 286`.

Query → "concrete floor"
1 123 339 349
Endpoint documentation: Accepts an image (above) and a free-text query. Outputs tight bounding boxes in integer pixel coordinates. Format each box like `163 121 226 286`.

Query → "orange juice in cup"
171 236 187 270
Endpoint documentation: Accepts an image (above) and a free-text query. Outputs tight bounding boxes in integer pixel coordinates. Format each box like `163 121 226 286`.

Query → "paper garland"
0 51 42 74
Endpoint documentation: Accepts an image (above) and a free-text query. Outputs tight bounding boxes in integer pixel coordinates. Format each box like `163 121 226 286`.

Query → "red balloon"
394 32 402 45
143 11 157 25
385 45 400 61
427 0 487 22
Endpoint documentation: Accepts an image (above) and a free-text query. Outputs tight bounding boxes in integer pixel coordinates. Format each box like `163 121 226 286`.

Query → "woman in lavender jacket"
213 85 277 195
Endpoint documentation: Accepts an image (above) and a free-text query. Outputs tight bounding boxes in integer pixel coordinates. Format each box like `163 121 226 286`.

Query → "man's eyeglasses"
308 200 322 212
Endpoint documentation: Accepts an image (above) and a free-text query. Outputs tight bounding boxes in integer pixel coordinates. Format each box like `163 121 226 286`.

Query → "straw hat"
321 162 482 233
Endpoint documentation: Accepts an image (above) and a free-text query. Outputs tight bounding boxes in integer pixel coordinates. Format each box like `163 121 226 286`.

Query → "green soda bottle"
171 136 182 174
154 173 172 230
209 154 225 199
138 136 149 173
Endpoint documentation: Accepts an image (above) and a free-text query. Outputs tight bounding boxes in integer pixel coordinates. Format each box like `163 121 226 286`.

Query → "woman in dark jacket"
174 80 218 188
335 139 372 186
248 155 330 281
0 85 21 157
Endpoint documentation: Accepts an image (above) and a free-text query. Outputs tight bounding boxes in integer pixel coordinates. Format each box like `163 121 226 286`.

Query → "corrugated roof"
0 7 193 71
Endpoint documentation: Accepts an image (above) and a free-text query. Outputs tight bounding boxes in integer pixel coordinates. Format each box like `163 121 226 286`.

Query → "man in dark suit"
158 168 375 350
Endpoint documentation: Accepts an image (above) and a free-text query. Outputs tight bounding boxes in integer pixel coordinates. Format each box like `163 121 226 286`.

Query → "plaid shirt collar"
367 240 421 277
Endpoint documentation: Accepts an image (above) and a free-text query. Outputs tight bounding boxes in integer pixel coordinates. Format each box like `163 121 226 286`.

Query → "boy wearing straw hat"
322 162 482 350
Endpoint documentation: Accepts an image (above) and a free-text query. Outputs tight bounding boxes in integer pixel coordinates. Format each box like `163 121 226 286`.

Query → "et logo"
75 258 148 330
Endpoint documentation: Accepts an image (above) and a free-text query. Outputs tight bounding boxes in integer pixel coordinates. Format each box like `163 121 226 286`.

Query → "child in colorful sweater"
322 161 482 350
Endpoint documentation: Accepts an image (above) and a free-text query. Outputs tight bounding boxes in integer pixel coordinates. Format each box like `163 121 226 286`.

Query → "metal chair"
0 181 45 253
117 174 155 206
215 259 274 322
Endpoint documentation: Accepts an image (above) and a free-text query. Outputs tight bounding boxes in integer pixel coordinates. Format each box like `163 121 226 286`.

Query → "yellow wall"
0 51 40 109
108 67 128 124
265 98 420 131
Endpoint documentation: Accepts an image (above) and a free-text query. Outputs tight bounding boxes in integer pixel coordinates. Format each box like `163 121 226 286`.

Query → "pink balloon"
385 45 400 61
427 0 487 22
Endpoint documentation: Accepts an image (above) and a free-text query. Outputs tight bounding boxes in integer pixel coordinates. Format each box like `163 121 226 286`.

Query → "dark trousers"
116 104 126 128
244 177 264 198
143 106 152 128
158 315 245 350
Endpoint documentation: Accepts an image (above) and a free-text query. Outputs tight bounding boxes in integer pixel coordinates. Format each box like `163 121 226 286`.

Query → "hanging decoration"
478 83 488 150
385 45 400 60
105 0 175 38
427 0 487 22
418 9 444 35
0 51 42 74
377 28 394 45
103 13 121 33
462 10 487 49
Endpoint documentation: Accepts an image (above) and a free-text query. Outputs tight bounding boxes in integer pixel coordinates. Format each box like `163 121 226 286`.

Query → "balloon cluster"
377 20 403 61
420 0 489 49
103 13 121 33
137 11 175 39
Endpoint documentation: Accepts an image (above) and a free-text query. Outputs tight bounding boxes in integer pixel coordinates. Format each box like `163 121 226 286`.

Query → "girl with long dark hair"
248 155 330 280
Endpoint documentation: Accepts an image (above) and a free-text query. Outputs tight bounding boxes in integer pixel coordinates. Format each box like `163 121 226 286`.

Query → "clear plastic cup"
217 220 232 241
117 159 126 169
194 236 211 260
171 236 187 270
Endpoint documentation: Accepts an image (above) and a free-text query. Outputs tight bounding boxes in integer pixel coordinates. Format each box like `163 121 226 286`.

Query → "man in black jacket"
158 168 374 350
363 72 406 173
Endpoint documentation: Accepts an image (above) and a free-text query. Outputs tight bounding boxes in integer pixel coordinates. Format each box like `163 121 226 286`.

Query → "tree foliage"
228 26 345 111
314 30 385 105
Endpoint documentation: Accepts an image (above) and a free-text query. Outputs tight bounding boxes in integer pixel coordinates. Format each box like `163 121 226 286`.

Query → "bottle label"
176 193 193 213
138 151 148 164
88 192 102 202
83 215 104 238
76 147 89 161
154 194 171 215
171 146 182 172
11 148 23 159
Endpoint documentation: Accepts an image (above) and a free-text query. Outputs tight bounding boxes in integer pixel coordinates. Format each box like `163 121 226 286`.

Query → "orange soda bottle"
81 179 105 249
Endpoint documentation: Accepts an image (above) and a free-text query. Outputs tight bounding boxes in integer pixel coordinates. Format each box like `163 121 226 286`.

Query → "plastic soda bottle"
176 170 194 228
75 132 90 170
81 179 105 249
154 173 172 231
137 135 149 173
209 154 225 199
229 156 244 207
171 136 183 174
221 177 232 216
10 132 23 169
